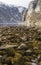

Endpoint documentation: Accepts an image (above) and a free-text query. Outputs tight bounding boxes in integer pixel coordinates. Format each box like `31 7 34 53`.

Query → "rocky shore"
0 0 41 65
0 26 41 65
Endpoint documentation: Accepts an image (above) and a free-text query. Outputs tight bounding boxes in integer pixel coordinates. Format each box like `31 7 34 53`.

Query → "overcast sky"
0 0 33 8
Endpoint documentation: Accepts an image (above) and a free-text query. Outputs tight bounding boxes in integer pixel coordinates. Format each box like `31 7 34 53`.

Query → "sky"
0 0 33 8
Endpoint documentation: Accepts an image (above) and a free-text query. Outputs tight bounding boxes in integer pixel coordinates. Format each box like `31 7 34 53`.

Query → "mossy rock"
13 53 22 62
12 53 25 65
5 48 15 57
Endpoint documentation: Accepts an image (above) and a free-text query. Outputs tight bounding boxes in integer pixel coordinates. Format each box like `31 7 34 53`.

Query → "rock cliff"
24 0 41 28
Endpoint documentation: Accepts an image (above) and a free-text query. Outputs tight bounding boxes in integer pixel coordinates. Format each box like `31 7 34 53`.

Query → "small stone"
39 62 41 65
25 62 32 65
33 47 38 50
25 49 33 56
32 63 37 65
31 58 38 63
20 36 27 41
26 49 32 53
17 43 28 50
0 55 2 61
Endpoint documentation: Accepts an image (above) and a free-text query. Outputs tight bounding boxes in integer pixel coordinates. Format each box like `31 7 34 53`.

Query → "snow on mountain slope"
0 3 27 26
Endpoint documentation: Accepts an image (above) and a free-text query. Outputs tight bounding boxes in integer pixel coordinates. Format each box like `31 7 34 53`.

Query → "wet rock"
17 43 28 50
25 62 32 65
0 55 2 58
39 61 41 65
0 55 2 62
32 62 37 65
31 58 38 63
25 61 37 65
33 47 39 50
20 36 27 41
25 49 33 56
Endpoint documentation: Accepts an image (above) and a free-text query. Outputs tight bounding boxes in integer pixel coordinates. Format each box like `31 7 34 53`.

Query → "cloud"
0 0 33 8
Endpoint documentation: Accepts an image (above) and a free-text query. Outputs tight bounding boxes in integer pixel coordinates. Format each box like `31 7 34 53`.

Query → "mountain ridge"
0 3 27 26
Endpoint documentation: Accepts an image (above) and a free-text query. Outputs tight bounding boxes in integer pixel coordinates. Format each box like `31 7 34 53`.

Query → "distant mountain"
0 3 27 25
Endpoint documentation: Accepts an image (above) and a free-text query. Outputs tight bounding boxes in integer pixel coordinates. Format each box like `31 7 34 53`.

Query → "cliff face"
25 0 41 28
35 0 41 12
0 0 41 27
